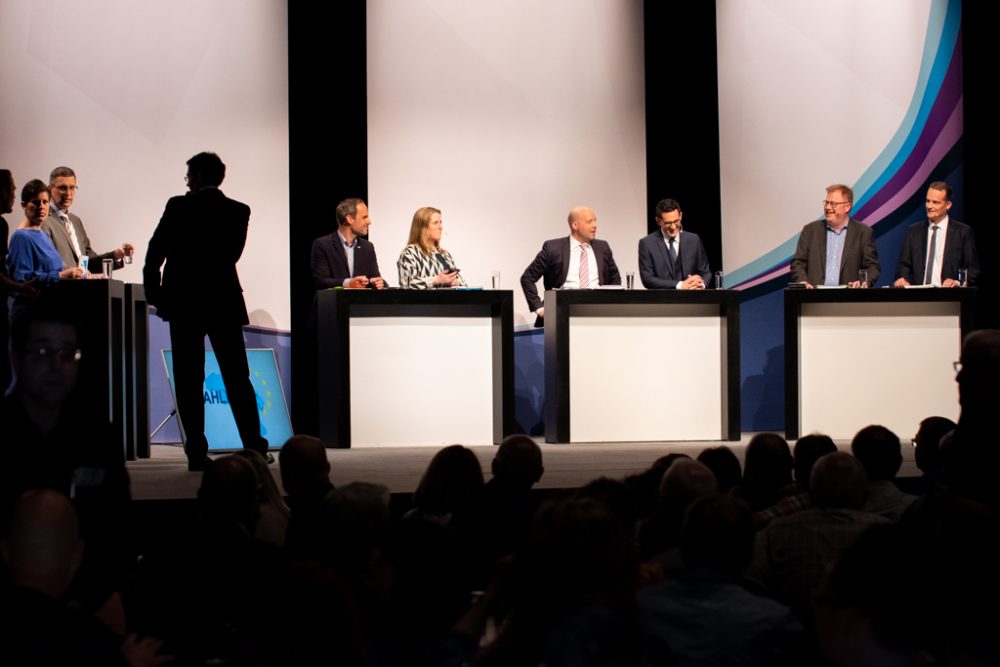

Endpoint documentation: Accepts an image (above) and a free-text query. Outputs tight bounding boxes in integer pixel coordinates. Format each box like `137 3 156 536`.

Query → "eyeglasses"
23 347 82 364
52 185 79 193
822 200 851 208
953 361 962 374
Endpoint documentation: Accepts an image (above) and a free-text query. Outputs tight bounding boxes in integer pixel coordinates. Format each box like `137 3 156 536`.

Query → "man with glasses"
789 184 879 288
638 198 712 289
41 166 134 272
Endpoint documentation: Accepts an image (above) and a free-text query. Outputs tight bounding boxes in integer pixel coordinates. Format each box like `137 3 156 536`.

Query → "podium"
784 288 975 440
316 289 515 447
543 289 740 443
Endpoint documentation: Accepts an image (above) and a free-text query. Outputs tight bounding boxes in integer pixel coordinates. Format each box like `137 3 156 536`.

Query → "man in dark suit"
893 181 979 287
41 167 134 272
310 198 386 289
520 205 621 326
143 152 269 470
789 183 880 288
638 198 712 289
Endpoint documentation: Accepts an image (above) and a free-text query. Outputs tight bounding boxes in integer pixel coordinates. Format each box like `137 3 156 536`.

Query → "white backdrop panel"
0 0 289 329
349 316 495 446
569 307 724 442
799 302 960 440
367 0 647 324
716 0 930 273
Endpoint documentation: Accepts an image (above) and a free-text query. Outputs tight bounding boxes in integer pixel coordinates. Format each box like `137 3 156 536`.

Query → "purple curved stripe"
854 30 964 220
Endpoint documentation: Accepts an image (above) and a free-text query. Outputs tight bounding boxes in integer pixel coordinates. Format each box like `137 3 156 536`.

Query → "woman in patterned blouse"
397 206 467 289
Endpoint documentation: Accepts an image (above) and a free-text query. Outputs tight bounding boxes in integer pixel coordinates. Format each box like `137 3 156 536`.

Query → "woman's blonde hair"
406 206 443 254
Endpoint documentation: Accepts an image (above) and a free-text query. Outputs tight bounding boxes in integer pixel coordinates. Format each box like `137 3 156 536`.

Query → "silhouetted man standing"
143 152 269 470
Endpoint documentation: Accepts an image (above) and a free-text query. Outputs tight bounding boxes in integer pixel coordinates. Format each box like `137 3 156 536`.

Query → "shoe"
188 456 212 472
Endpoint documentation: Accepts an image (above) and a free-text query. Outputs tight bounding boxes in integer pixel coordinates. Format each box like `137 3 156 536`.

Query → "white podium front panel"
798 301 960 440
349 316 494 447
568 304 723 442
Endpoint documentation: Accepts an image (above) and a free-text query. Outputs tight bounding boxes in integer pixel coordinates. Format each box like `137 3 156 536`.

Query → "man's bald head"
567 205 598 243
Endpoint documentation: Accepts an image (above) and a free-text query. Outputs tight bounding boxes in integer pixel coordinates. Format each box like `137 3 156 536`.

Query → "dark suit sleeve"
310 238 342 289
521 245 551 312
894 227 917 282
693 236 711 285
789 226 811 284
638 236 676 288
142 201 174 309
603 243 621 286
860 226 880 284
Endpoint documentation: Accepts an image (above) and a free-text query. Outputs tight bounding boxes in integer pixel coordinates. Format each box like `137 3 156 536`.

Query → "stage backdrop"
0 0 290 330
366 0 648 326
716 0 965 430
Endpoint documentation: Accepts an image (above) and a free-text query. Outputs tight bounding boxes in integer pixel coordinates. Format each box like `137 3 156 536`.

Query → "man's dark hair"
20 179 48 204
851 425 903 481
335 198 365 227
0 169 13 198
696 446 742 493
654 198 681 217
186 152 226 187
793 433 837 489
928 181 952 201
9 300 78 354
48 166 76 183
914 416 955 474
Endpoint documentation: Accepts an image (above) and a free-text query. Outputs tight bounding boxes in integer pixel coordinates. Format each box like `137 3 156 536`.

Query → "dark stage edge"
127 436 921 501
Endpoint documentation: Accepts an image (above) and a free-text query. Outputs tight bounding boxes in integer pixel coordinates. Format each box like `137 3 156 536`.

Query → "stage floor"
127 435 922 501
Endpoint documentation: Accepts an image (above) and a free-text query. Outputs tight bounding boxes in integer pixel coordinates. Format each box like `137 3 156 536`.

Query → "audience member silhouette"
755 433 837 528
912 416 955 485
279 434 335 558
234 448 289 547
851 425 917 521
638 459 718 563
734 433 797 514
408 444 485 525
696 445 742 494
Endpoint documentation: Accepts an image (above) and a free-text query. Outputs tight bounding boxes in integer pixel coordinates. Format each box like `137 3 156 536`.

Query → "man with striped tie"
520 205 621 327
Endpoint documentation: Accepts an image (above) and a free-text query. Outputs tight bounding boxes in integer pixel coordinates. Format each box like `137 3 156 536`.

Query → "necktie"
924 225 939 285
579 244 590 288
667 237 678 277
61 213 84 265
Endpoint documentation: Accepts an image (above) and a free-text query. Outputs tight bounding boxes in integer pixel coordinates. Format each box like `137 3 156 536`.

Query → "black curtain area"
961 1 997 328
288 0 368 435
643 0 723 275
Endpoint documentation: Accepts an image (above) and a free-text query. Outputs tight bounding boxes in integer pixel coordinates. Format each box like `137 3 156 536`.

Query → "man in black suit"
310 198 386 289
520 205 621 326
893 181 979 287
638 198 712 289
143 152 269 470
789 183 880 288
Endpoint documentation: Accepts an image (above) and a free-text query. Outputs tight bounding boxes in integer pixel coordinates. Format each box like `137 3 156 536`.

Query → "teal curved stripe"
727 0 960 288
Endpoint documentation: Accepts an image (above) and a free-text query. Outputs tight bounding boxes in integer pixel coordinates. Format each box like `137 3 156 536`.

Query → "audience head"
575 477 637 532
185 151 226 189
197 455 260 530
793 433 838 490
0 168 14 214
233 448 288 515
810 452 867 510
321 482 391 575
9 301 81 413
48 166 77 211
659 459 718 516
913 416 955 475
1 490 83 599
279 435 333 503
956 329 1000 420
406 206 443 253
413 444 484 515
625 453 690 519
681 495 754 577
696 446 742 493
851 425 903 482
742 432 793 501
492 434 544 488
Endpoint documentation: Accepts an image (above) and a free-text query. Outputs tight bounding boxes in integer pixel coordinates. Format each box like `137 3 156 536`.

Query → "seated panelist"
311 197 386 289
397 206 466 289
638 198 711 289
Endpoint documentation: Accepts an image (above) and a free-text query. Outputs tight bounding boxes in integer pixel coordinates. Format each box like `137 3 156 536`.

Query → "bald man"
520 205 621 326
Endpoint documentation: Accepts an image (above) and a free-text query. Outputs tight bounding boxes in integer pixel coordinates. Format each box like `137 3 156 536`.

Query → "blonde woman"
397 206 467 289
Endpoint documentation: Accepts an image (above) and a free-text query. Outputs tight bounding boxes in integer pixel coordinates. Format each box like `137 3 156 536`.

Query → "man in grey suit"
41 166 133 272
789 184 880 288
638 198 712 289
893 181 980 287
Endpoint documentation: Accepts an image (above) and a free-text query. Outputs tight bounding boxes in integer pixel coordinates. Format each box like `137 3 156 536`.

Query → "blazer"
789 218 880 286
310 232 385 289
894 219 980 285
638 229 712 288
520 236 621 318
41 211 120 271
143 188 250 325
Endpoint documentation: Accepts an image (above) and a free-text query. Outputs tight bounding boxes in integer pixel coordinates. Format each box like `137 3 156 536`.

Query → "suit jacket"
638 230 711 288
789 218 880 286
520 236 621 317
41 211 120 271
143 188 250 324
894 218 980 285
310 232 385 289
